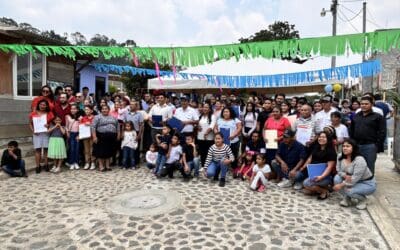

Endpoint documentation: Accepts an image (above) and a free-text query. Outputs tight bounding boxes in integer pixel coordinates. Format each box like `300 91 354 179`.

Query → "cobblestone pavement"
0 167 388 250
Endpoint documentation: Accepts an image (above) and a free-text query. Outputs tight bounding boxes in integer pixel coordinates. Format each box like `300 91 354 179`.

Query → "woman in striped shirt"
204 132 235 187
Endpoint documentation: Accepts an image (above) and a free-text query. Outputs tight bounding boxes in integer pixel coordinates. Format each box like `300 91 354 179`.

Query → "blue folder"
220 127 231 145
307 163 327 180
167 117 184 132
152 115 162 128
232 106 240 118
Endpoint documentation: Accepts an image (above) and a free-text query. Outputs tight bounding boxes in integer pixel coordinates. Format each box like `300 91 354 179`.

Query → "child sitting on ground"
146 143 158 170
182 134 200 180
249 153 271 192
1 140 27 177
158 134 182 178
155 125 172 175
237 150 255 181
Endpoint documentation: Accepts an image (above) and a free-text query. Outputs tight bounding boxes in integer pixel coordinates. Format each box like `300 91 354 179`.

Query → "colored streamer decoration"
0 29 399 67
93 59 381 88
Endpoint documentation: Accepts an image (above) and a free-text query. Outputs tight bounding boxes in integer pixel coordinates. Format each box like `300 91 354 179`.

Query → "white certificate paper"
32 115 47 133
296 127 312 146
78 124 91 140
264 129 278 149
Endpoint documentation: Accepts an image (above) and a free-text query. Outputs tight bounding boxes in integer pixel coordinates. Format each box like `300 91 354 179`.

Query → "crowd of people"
1 84 393 210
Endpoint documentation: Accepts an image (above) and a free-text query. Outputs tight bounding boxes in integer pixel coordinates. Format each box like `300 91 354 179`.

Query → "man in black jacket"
1 141 27 177
350 96 386 175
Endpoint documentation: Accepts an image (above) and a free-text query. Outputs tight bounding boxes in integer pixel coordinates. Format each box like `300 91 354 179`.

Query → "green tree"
88 34 117 46
0 17 18 26
122 60 170 97
239 21 299 43
41 30 69 43
18 22 40 34
119 39 136 47
70 31 87 45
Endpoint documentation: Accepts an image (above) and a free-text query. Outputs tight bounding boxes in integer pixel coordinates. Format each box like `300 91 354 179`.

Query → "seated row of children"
149 124 270 189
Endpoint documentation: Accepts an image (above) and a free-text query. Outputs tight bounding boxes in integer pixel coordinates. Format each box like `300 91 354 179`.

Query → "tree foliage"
41 30 69 43
70 31 87 45
239 21 300 43
19 22 40 34
122 60 170 97
0 17 18 26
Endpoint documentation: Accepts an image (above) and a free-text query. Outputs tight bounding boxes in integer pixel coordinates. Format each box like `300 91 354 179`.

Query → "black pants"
230 141 240 169
197 139 214 167
159 162 180 178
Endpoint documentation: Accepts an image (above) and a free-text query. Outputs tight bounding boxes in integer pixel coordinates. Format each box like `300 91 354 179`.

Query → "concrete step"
0 125 32 147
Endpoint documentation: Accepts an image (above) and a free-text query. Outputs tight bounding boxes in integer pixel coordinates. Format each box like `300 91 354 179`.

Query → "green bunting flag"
0 29 399 67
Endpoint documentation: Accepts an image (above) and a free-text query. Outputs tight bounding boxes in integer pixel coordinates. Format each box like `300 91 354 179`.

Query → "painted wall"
78 65 108 94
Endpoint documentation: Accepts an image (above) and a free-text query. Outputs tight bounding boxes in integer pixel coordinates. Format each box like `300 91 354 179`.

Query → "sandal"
317 192 329 200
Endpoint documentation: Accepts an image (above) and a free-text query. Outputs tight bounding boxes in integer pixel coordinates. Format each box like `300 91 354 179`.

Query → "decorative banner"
0 29 399 67
93 59 381 88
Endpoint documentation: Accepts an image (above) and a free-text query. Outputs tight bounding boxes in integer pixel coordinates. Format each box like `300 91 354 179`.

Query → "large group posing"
1 84 392 210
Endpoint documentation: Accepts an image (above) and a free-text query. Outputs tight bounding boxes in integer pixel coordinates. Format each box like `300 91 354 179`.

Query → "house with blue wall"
78 64 108 101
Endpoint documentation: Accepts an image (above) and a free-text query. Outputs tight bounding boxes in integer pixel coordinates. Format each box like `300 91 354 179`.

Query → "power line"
338 9 360 32
339 6 363 21
340 4 383 29
366 7 384 29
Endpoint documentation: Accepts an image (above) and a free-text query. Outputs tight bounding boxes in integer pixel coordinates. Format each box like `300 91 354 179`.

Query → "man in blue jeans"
271 129 307 189
350 96 386 175
1 141 27 177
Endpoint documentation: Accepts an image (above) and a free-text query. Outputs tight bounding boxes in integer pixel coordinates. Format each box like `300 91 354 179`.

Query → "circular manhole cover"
107 189 181 216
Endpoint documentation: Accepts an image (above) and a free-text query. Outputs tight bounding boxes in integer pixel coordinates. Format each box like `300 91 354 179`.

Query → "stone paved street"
0 167 388 249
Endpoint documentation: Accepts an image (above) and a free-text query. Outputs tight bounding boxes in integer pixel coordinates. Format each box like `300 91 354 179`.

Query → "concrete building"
0 24 108 146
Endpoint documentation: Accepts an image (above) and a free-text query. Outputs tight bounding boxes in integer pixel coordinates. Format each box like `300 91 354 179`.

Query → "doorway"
95 76 106 102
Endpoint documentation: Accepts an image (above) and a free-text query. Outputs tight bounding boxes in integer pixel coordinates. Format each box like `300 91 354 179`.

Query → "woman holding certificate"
29 99 54 173
214 107 242 174
263 106 291 164
92 105 120 172
301 131 337 200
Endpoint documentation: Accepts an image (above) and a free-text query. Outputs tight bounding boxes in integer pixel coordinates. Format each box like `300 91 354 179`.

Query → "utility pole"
331 0 338 69
362 1 367 61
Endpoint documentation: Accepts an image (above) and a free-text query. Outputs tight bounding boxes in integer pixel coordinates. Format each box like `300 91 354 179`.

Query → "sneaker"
50 166 57 172
69 164 75 170
89 163 96 170
277 178 293 188
35 166 41 174
53 167 61 173
257 185 266 192
65 162 70 167
355 199 367 210
83 163 90 170
74 164 80 170
293 182 303 190
340 197 351 207
219 178 226 187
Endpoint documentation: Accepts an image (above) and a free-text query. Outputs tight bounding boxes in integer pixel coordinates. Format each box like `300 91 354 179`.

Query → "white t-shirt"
166 145 182 164
217 118 241 144
197 114 217 141
174 107 199 133
146 151 158 165
314 107 337 133
149 103 173 129
333 124 349 142
252 164 271 174
121 131 138 149
243 112 258 129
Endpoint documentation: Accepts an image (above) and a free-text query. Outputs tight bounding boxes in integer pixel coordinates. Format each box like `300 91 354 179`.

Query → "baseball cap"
321 95 333 102
283 129 296 138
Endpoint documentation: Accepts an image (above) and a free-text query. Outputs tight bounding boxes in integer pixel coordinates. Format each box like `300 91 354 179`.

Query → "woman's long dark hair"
69 104 81 120
338 138 360 161
40 85 54 100
36 99 50 112
200 103 213 125
244 102 256 120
